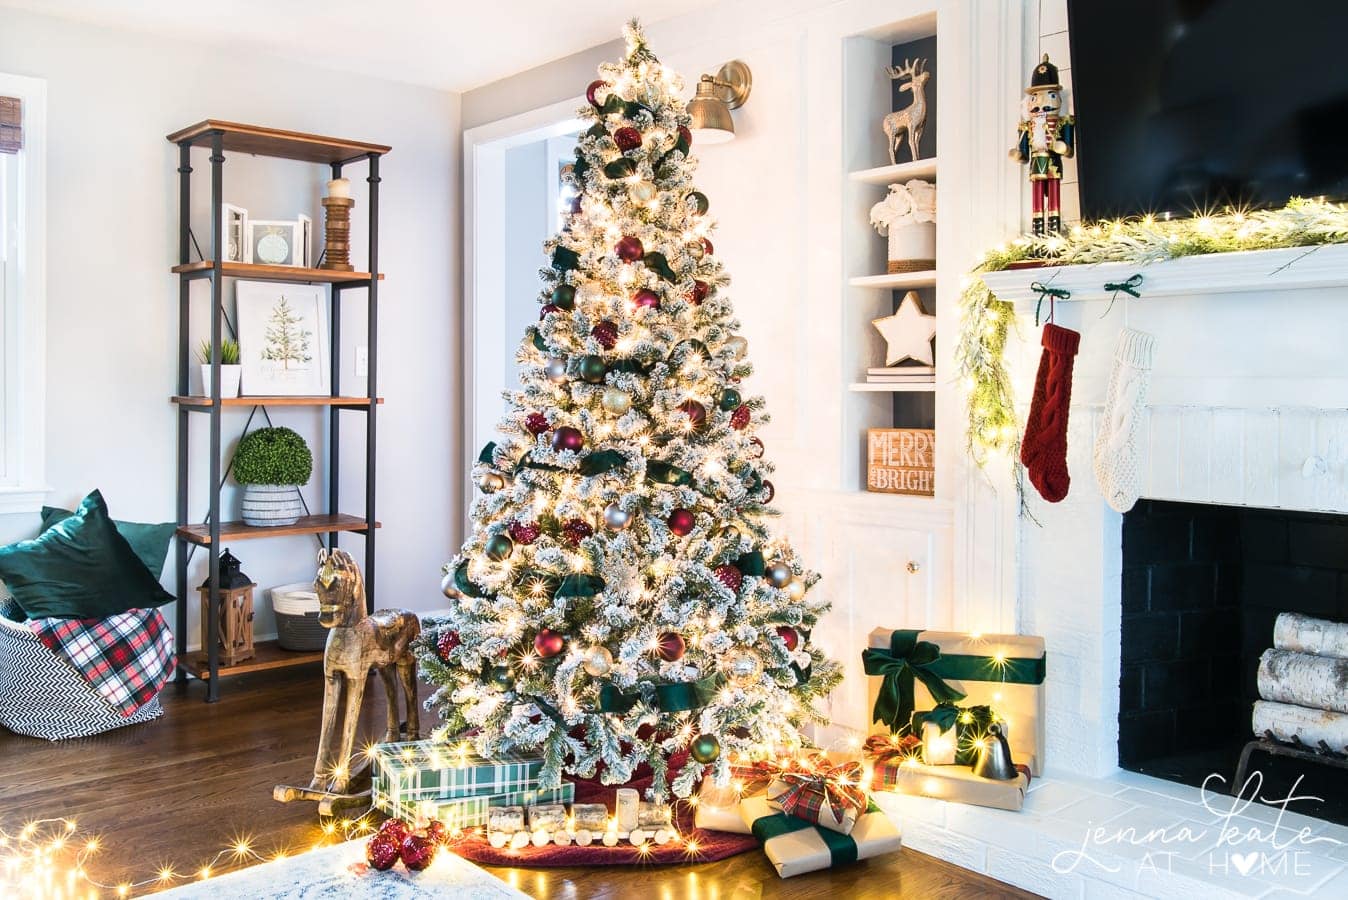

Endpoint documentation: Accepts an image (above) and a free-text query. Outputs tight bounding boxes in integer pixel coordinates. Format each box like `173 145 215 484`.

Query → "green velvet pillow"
0 490 174 620
41 503 175 579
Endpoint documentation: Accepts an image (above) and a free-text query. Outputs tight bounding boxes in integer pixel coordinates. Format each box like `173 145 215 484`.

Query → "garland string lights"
955 198 1348 476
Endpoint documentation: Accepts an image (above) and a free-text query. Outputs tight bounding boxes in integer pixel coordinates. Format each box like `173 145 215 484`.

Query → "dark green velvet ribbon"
862 629 1046 734
599 96 652 120
554 573 604 599
911 702 996 765
551 246 580 273
578 450 626 477
748 801 883 868
603 158 637 179
735 551 765 576
608 358 655 375
646 459 692 486
598 673 719 714
478 442 497 465
453 562 486 598
642 251 678 283
1030 281 1071 325
531 330 548 353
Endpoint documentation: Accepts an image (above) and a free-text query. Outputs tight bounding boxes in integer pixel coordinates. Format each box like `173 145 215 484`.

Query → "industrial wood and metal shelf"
178 639 324 681
175 514 380 547
172 260 383 284
169 118 386 701
171 395 383 409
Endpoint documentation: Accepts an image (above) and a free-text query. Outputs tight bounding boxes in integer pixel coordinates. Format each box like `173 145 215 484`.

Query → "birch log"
1257 649 1348 714
1274 612 1348 660
1252 700 1348 750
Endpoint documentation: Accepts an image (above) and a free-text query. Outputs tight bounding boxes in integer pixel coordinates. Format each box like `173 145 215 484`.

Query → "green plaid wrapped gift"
371 740 544 806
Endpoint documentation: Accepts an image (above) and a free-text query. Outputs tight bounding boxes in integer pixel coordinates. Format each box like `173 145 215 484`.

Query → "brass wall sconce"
687 60 752 145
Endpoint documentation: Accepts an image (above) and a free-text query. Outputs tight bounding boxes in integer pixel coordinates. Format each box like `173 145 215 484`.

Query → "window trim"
0 72 48 514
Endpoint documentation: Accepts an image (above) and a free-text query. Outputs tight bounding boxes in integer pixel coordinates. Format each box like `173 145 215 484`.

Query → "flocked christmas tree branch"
956 197 1348 473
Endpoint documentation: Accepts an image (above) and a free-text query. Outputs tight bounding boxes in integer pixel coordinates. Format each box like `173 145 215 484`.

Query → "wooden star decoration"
872 291 936 366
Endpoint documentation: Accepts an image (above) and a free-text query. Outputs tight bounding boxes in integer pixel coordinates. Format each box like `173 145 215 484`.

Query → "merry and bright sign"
867 428 935 496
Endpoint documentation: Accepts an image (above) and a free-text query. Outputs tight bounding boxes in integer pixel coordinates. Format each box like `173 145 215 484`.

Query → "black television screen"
1067 0 1348 221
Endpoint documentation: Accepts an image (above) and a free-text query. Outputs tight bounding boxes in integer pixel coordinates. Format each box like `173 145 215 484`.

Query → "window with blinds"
0 97 19 153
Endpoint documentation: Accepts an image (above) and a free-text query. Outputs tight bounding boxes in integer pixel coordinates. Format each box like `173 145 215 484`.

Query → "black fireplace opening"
1119 499 1348 825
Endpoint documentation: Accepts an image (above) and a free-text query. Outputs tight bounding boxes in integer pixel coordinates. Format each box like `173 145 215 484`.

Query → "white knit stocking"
1093 329 1155 513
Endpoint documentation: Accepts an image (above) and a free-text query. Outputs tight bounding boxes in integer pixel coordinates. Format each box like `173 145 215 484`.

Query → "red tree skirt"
445 773 756 868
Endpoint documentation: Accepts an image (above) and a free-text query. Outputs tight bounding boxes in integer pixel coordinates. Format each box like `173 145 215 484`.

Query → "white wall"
502 142 549 398
0 8 462 645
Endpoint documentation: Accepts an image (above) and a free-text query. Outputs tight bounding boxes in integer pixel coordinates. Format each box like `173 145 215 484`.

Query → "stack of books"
866 366 935 385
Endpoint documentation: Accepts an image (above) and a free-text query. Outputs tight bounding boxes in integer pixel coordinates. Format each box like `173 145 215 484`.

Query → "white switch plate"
355 346 368 378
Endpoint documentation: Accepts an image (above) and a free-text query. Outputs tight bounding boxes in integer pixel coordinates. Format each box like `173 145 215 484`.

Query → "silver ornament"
604 502 631 530
601 387 632 415
724 336 748 359
545 357 568 383
628 180 657 205
479 471 507 493
766 561 793 588
440 571 462 599
727 650 764 686
582 645 614 677
785 578 806 601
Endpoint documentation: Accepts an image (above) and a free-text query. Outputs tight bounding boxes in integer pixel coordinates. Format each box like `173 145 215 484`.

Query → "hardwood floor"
0 664 1038 898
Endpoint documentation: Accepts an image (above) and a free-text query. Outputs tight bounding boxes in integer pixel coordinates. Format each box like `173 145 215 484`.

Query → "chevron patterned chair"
0 596 165 740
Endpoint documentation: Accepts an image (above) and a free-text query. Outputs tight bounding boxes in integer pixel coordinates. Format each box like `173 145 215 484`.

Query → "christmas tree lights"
419 21 841 799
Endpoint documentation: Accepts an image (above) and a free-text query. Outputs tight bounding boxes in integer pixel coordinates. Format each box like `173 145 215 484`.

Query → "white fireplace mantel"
980 242 1348 306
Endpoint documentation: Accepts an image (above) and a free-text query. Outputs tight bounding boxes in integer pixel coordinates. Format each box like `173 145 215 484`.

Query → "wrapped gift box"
695 781 752 834
872 759 1030 811
739 795 902 878
371 740 544 806
372 792 492 830
865 628 1046 775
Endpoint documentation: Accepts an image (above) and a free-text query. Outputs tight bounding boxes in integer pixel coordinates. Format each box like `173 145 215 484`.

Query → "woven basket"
887 259 936 273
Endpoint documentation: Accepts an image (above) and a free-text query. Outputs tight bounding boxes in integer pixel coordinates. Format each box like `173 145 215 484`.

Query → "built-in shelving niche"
841 13 939 492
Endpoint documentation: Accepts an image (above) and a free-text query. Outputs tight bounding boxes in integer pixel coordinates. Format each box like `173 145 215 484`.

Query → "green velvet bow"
861 630 967 733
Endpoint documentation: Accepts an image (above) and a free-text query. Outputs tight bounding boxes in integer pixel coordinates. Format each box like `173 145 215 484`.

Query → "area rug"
153 839 529 899
446 773 757 867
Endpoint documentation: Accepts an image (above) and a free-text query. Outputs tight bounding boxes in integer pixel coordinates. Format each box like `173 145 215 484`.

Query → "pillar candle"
615 788 640 831
327 177 351 199
921 721 957 766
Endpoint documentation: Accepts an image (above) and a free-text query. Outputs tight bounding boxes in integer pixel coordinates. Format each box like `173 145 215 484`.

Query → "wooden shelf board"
176 514 378 546
172 261 382 284
166 120 391 165
849 270 938 289
848 157 938 185
179 639 324 681
848 382 937 393
171 395 383 408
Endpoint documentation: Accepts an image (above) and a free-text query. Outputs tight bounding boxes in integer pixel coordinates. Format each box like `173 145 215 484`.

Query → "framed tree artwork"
236 281 329 396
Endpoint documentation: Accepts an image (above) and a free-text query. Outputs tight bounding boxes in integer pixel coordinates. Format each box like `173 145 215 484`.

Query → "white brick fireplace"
875 247 1348 898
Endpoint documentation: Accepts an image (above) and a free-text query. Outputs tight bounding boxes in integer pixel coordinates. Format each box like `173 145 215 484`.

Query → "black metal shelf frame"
174 132 380 701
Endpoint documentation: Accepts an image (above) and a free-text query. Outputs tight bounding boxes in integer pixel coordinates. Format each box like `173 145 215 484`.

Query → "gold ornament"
766 561 792 588
479 471 508 493
785 578 806 601
545 357 568 384
601 387 632 415
628 180 658 205
582 645 614 677
440 571 462 599
727 650 764 686
685 240 705 260
724 335 748 359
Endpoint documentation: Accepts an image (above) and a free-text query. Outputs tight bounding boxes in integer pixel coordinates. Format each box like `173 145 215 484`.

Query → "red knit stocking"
1020 323 1081 503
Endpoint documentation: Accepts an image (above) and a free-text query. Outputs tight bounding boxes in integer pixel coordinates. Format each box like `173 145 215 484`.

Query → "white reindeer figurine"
883 58 930 165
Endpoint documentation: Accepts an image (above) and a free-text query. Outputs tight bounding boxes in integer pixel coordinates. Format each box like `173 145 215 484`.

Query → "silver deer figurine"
883 58 930 164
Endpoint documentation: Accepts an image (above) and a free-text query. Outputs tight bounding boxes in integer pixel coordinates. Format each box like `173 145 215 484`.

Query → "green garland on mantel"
955 197 1348 476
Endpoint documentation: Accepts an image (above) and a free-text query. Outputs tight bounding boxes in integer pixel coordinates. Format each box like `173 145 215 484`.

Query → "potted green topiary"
198 338 243 399
232 427 313 526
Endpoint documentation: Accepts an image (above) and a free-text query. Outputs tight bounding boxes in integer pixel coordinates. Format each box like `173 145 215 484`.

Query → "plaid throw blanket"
28 608 175 717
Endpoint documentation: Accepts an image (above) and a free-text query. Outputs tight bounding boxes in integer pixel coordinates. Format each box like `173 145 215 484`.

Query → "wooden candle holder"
321 196 356 271
198 582 257 666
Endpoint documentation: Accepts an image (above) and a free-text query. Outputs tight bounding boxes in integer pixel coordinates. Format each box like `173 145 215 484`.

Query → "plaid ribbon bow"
773 760 869 826
730 751 823 797
862 733 921 764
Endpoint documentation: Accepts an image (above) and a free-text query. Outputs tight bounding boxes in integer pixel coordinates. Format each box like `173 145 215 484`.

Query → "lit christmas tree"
419 21 841 799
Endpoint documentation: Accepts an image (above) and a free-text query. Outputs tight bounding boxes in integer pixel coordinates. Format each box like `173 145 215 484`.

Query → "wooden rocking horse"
273 548 421 815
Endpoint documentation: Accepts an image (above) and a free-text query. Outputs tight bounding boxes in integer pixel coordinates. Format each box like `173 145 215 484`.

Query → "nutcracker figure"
1011 54 1075 236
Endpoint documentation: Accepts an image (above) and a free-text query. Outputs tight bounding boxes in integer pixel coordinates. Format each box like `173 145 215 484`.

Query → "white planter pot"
199 364 243 399
887 221 936 273
240 484 304 527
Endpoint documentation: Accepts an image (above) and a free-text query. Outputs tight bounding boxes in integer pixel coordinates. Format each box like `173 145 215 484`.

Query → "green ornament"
687 191 710 215
690 733 721 764
489 665 514 691
579 355 608 384
551 284 576 310
718 388 742 411
603 157 637 179
485 534 514 562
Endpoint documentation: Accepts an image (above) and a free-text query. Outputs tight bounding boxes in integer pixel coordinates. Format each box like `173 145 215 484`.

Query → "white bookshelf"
847 382 937 393
848 157 938 185
848 270 937 289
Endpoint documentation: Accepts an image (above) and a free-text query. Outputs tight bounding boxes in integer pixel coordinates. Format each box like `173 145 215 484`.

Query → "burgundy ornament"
762 480 776 503
613 126 643 152
552 426 584 453
400 833 435 871
378 818 410 844
436 631 460 661
525 412 550 435
677 399 707 430
633 289 661 310
508 520 541 544
586 79 610 108
668 508 695 537
656 631 687 662
591 321 619 350
424 820 449 847
775 625 801 652
689 280 710 305
748 437 765 458
534 628 566 658
678 125 693 147
539 304 562 320
615 235 644 262
570 195 583 215
714 564 744 592
730 404 751 430
562 518 594 546
702 237 714 256
366 834 400 871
